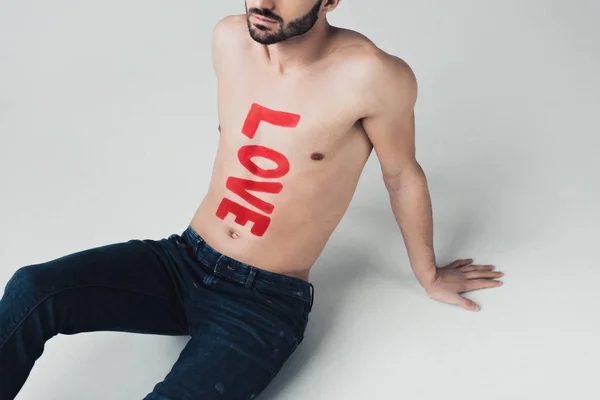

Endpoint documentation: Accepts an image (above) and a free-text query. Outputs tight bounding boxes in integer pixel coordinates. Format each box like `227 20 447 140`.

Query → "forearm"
386 174 437 288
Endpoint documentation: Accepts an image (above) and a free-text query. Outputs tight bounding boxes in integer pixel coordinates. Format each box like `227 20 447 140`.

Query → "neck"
261 20 335 75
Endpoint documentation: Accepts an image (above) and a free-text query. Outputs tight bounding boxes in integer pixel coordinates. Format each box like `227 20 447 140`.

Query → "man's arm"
361 53 437 289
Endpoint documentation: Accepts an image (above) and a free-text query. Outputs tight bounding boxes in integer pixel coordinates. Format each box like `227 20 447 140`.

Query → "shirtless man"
0 1 504 399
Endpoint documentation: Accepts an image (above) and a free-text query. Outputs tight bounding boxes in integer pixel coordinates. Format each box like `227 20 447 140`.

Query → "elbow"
383 165 427 192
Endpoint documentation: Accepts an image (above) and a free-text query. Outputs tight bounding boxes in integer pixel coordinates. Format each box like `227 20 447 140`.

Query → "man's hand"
423 258 503 312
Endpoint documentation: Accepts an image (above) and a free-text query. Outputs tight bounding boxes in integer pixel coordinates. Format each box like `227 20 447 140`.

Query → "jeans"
0 225 314 399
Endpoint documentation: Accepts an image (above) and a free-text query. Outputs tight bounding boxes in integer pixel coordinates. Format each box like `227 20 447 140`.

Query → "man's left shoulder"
329 29 417 112
342 42 417 114
333 29 411 74
356 46 416 90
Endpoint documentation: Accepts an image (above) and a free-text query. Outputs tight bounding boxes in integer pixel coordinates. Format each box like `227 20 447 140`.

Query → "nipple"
311 152 324 160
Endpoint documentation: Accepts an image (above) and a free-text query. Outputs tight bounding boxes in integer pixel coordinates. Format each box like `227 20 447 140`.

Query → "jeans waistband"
180 225 314 309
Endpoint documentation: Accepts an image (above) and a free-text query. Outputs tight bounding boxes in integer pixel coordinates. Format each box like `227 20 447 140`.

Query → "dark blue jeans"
0 225 314 399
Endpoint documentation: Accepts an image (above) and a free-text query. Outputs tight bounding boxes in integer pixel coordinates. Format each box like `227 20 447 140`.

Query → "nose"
250 0 276 11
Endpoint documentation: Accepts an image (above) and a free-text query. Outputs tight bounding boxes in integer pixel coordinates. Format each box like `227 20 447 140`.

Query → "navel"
229 229 240 239
311 152 325 161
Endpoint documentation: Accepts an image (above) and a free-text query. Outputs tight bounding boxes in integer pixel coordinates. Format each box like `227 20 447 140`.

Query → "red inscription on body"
215 103 301 237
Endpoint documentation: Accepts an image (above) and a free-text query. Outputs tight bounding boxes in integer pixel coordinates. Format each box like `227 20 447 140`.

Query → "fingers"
459 264 496 273
449 258 474 268
465 279 503 292
463 270 503 280
455 295 480 312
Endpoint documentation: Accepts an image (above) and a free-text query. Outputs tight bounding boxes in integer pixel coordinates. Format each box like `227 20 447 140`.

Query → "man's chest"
216 67 366 164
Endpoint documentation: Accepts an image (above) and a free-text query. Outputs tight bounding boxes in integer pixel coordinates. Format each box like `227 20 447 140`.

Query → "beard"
245 0 323 45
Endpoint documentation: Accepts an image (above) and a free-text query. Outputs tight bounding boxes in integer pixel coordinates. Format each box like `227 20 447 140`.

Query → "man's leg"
142 328 275 400
142 284 306 400
0 237 190 399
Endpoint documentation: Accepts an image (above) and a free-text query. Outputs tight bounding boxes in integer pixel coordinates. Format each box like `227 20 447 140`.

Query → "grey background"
1 0 599 399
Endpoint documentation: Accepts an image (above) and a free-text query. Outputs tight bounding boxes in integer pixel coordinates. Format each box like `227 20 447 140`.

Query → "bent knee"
3 264 53 297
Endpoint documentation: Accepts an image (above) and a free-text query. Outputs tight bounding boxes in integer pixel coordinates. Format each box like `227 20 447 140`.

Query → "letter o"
238 145 290 179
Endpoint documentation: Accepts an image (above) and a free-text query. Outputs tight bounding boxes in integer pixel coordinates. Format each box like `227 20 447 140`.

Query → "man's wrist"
414 264 438 290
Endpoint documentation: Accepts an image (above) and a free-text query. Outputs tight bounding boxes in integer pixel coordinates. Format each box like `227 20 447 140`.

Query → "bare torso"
190 15 379 282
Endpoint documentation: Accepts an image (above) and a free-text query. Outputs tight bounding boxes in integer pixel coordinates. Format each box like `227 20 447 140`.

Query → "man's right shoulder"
213 14 247 45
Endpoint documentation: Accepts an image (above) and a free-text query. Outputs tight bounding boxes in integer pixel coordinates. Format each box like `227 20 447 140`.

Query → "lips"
253 15 276 24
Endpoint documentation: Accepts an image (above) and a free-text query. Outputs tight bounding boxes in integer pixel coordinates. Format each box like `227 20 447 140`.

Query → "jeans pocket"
251 287 308 340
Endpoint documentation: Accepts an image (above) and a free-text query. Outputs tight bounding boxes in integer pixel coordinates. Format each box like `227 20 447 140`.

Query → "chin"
249 30 283 45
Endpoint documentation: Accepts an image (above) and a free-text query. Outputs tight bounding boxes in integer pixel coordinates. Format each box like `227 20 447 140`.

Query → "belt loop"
214 254 224 274
309 283 314 311
245 267 257 289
